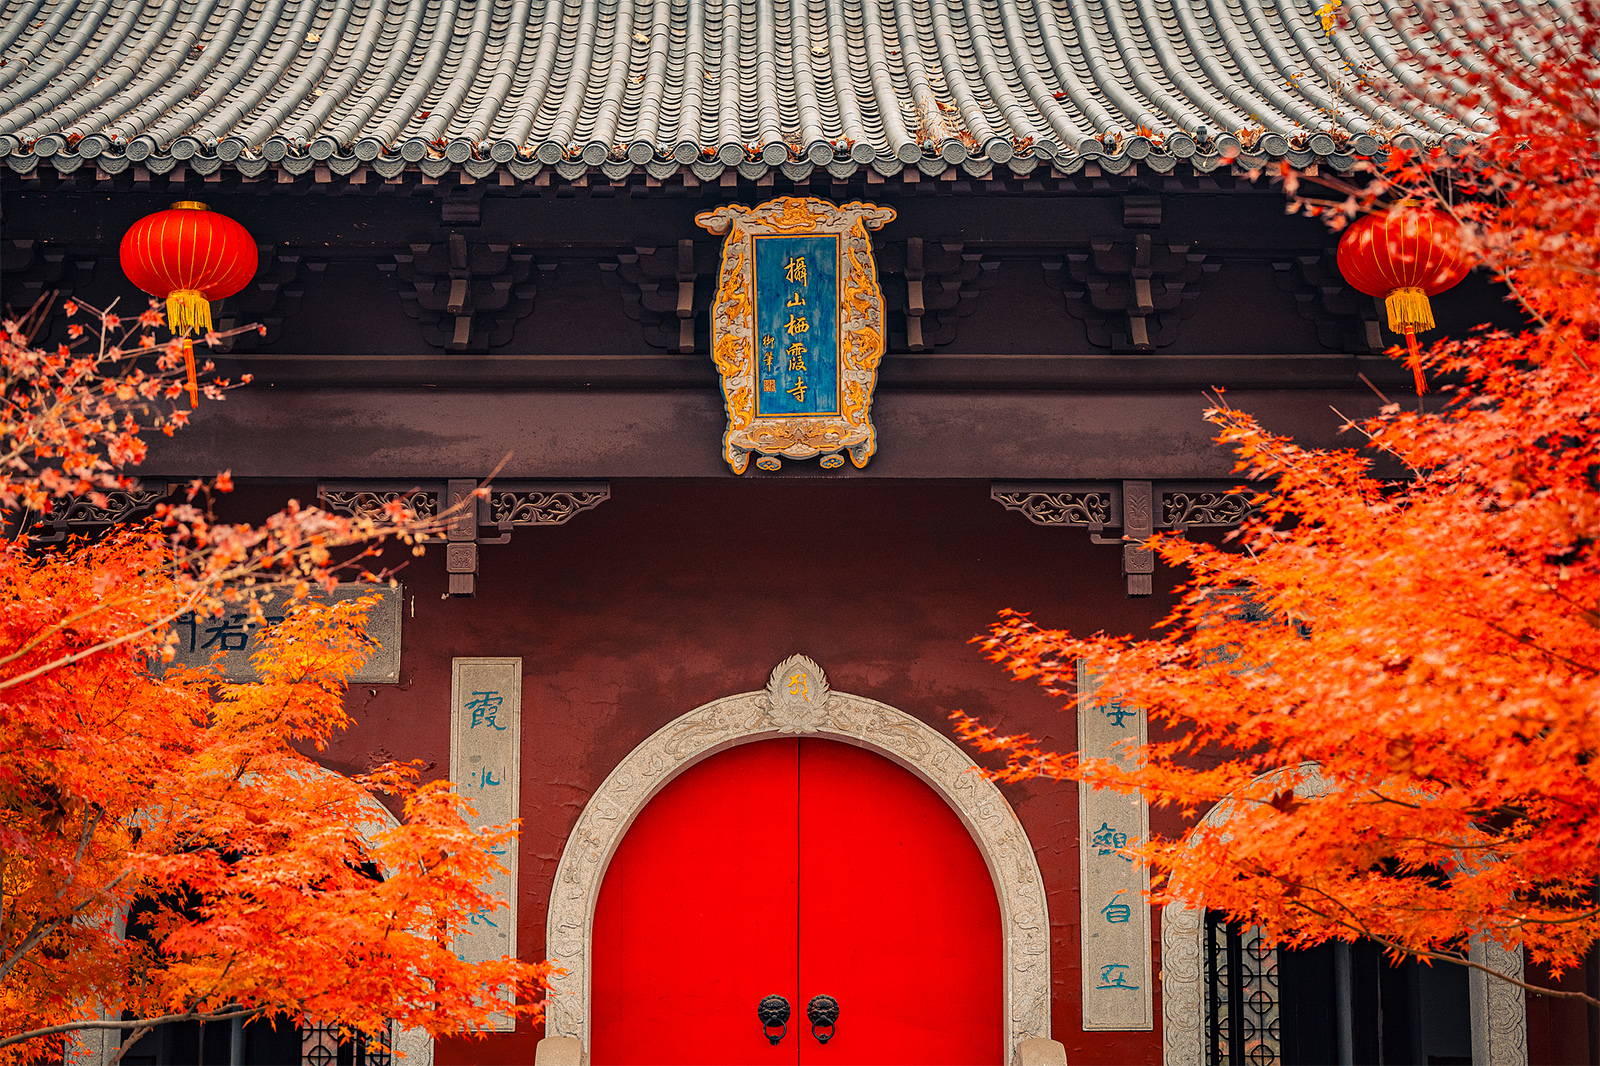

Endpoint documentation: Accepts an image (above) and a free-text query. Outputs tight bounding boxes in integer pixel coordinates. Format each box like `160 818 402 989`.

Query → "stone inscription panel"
169 584 402 682
1078 660 1154 1031
450 657 522 1031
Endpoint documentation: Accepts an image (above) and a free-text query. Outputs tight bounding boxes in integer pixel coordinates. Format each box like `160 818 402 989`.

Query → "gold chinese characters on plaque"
694 197 896 473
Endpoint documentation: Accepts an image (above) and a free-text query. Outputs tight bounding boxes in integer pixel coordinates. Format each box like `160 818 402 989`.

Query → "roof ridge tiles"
0 0 1514 179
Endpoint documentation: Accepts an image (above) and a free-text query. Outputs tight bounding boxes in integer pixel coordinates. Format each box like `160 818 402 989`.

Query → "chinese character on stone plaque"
1077 660 1154 1031
166 583 403 682
695 196 895 474
449 657 522 1031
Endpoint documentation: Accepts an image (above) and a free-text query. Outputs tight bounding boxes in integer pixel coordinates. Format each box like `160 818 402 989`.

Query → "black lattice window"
1206 913 1281 1066
299 1020 393 1066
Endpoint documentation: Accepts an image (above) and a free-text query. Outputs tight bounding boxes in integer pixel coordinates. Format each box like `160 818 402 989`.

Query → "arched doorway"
1160 764 1528 1066
591 736 1003 1063
542 656 1055 1064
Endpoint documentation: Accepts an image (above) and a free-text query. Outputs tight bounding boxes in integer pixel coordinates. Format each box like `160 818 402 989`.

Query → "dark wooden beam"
139 387 1391 481
198 351 1420 390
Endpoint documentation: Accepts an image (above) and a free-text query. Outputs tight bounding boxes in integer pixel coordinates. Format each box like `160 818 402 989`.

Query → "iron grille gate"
1204 913 1282 1066
299 1021 392 1066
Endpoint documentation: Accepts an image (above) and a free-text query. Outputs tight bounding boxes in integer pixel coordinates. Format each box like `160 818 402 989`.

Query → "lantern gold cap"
169 200 209 211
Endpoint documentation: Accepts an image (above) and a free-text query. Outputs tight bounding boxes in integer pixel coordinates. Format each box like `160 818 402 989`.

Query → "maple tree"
957 0 1600 1005
0 300 547 1063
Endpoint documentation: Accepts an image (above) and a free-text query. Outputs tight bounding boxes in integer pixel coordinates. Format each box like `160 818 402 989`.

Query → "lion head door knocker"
757 993 791 1045
807 993 840 1044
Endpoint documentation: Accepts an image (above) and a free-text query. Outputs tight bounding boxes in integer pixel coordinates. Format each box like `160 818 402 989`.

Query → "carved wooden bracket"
378 235 552 353
319 481 610 598
24 483 167 545
1044 235 1216 352
875 238 999 352
599 240 715 353
1271 253 1384 353
992 481 1258 597
210 246 327 352
0 240 95 332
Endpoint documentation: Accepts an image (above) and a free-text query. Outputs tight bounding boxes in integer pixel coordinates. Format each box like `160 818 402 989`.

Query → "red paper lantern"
1336 206 1470 393
120 201 257 406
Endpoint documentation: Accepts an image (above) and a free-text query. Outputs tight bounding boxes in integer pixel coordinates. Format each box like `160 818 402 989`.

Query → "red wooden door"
591 737 1002 1065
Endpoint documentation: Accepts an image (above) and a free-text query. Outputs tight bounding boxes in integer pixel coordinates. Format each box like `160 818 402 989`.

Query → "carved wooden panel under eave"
1044 236 1217 352
598 239 717 353
209 246 327 352
1272 253 1385 353
0 239 95 334
874 238 1000 352
379 234 553 352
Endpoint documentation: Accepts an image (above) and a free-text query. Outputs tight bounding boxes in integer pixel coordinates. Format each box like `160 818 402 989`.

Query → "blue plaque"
753 235 840 417
697 197 896 473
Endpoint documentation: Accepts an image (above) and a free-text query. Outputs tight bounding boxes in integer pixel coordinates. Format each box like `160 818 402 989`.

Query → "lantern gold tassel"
164 288 213 336
1386 286 1435 394
1384 286 1435 334
164 288 210 408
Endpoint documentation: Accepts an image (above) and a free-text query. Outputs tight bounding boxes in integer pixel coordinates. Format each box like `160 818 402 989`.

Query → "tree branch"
0 1007 261 1052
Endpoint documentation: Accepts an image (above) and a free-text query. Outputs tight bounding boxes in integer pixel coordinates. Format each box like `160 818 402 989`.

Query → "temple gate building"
2 0 1594 1061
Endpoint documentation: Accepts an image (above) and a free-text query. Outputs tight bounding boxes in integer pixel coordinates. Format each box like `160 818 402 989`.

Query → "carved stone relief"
1162 764 1333 1066
544 655 1053 1062
1470 936 1528 1066
1161 764 1527 1066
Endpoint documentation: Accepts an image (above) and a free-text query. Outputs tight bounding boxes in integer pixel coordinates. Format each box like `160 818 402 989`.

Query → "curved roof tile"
0 0 1534 180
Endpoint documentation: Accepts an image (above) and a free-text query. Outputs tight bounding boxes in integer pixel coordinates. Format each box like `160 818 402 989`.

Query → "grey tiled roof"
0 0 1504 182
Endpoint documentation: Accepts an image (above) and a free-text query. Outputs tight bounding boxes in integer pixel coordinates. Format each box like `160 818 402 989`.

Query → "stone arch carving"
544 654 1054 1060
1160 764 1527 1066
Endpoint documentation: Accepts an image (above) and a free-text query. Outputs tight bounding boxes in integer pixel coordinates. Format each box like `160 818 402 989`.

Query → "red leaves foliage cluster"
957 0 1600 1001
0 305 545 1060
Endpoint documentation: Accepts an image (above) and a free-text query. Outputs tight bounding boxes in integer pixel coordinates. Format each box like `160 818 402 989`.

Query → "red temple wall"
308 478 1174 1065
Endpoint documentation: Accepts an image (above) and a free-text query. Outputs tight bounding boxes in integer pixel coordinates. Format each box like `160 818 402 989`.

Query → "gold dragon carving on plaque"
695 197 896 473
